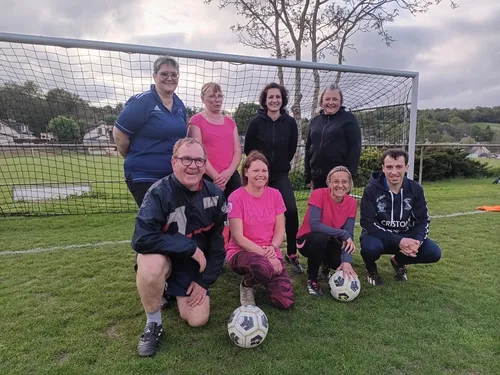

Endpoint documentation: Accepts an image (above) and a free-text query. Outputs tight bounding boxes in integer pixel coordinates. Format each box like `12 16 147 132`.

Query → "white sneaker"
239 279 255 306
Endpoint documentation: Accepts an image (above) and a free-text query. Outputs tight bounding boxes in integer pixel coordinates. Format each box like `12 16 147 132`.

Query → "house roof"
470 146 492 155
0 119 33 135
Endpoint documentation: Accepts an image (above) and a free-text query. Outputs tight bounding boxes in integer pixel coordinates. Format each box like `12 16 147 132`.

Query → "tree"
206 0 458 118
233 102 260 133
48 116 80 142
186 106 202 123
46 88 89 120
104 114 118 126
0 81 49 135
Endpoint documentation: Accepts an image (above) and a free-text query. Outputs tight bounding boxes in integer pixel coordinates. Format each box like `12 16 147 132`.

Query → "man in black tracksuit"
132 138 226 356
244 82 303 273
360 148 441 286
305 106 361 189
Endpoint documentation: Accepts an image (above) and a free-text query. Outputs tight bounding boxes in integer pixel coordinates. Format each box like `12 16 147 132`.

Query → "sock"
146 309 162 326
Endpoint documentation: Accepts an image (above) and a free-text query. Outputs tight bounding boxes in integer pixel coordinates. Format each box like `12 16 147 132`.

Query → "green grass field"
0 153 135 214
478 157 500 168
1 178 499 375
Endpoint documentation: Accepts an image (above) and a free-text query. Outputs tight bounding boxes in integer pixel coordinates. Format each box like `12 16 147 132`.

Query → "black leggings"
297 232 342 281
126 180 155 207
203 170 241 199
269 175 299 256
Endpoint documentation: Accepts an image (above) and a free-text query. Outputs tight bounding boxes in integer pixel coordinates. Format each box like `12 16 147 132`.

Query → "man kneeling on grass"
360 148 441 286
131 138 226 357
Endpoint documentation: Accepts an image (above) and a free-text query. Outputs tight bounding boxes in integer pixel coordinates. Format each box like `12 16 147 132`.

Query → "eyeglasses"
158 72 179 79
174 156 206 167
206 94 224 100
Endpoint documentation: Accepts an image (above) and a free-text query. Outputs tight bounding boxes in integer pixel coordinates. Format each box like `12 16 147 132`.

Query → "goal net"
0 34 415 216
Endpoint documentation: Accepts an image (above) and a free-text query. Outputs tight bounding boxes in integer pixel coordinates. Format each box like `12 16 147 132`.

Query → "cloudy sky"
0 0 498 109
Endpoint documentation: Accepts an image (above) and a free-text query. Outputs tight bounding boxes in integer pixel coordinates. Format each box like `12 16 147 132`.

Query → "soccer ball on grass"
328 270 361 302
227 305 269 348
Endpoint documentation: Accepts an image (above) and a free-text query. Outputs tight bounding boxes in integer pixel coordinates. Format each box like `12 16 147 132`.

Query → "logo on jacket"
376 195 386 213
221 202 228 214
403 198 412 210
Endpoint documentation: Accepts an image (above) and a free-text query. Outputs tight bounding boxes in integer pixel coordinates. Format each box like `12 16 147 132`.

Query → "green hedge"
289 147 499 188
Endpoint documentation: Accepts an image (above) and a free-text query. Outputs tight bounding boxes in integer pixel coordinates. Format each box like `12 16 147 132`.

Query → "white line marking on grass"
0 240 130 256
430 211 487 219
0 211 490 256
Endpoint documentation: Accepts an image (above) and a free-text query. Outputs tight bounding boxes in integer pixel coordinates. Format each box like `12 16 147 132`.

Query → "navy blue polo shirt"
115 84 187 183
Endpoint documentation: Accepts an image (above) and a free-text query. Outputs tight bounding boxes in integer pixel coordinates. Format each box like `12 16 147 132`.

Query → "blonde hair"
201 82 223 98
318 83 344 106
326 166 353 189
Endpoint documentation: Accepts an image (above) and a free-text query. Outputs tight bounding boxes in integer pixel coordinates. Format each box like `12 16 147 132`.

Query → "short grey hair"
153 56 180 74
319 83 344 106
172 137 207 159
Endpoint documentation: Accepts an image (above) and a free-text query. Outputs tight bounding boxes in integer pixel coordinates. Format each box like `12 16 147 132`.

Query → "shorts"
135 254 209 297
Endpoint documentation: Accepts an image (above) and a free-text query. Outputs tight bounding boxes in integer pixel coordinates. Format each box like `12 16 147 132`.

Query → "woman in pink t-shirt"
296 166 358 297
227 151 295 310
188 82 242 198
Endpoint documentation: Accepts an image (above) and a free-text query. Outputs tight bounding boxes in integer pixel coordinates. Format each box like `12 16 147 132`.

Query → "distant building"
82 123 117 156
0 119 37 144
468 146 492 159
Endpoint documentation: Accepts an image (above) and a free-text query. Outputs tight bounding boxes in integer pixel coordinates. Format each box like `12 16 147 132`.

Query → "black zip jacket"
131 174 226 289
360 171 430 246
244 108 298 175
304 107 361 182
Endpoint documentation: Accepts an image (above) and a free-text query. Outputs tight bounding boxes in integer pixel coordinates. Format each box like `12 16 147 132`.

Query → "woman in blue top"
113 56 187 206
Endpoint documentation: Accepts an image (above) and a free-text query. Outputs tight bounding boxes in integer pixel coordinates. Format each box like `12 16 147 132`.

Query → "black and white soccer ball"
227 305 269 348
329 270 361 302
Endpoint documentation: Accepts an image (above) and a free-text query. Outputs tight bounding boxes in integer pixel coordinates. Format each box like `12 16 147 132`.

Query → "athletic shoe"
285 253 304 274
240 279 256 306
137 322 163 357
366 268 384 286
391 256 408 282
307 280 324 297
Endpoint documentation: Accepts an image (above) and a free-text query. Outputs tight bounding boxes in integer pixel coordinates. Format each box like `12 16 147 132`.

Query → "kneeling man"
132 138 226 356
360 148 441 286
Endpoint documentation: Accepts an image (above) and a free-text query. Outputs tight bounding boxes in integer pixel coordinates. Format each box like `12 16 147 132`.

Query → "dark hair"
381 148 409 165
258 82 289 110
241 151 270 186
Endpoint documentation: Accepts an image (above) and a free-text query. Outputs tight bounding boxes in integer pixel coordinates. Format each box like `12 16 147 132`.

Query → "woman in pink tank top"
187 82 242 198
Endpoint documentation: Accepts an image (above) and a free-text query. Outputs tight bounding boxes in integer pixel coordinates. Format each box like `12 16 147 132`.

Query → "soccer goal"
0 32 418 216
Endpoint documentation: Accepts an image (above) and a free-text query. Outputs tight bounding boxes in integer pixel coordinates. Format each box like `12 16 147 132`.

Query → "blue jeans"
360 233 441 270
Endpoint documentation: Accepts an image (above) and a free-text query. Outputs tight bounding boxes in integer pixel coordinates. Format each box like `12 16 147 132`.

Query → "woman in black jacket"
244 82 303 274
305 84 362 189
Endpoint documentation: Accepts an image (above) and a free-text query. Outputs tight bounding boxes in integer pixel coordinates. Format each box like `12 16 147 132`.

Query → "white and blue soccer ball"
227 305 269 348
329 270 361 302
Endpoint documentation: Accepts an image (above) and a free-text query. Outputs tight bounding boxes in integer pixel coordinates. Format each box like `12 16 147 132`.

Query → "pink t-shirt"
296 188 357 238
226 186 286 262
189 113 236 173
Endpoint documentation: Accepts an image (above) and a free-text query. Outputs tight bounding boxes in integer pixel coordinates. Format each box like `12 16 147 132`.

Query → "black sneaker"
285 253 304 274
366 268 384 286
137 322 163 357
307 280 324 297
391 256 408 282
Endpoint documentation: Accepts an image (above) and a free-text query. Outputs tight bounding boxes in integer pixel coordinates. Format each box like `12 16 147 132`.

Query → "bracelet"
272 245 280 252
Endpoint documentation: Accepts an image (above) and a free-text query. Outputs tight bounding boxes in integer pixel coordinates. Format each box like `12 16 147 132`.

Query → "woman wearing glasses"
187 82 242 198
114 56 187 207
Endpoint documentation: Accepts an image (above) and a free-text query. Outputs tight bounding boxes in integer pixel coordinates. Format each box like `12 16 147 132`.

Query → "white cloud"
0 0 498 109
